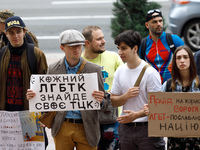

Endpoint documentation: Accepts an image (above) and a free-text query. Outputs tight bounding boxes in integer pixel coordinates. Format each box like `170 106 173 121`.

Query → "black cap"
146 9 162 22
5 16 26 31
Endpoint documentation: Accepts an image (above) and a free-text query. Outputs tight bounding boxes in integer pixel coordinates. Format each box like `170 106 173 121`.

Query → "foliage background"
111 0 165 39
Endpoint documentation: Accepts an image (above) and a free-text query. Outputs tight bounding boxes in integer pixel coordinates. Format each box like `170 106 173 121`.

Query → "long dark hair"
171 46 199 91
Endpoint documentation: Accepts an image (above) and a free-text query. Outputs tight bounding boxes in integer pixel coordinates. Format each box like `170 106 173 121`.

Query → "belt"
64 118 83 124
125 122 148 127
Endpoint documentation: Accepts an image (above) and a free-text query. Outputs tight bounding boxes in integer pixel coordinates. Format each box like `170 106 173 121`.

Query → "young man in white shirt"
111 30 165 150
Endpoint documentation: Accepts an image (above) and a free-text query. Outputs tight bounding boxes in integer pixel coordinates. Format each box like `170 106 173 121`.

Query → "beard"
152 27 163 36
91 44 105 54
92 49 105 54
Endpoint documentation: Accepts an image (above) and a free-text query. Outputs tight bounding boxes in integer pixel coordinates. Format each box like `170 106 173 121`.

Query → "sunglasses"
147 9 161 15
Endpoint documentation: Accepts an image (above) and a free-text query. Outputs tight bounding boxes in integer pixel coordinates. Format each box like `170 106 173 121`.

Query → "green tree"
111 0 162 38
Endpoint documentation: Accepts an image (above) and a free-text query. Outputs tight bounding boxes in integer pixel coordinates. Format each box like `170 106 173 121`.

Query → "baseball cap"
146 9 162 22
0 9 14 22
5 16 26 31
59 29 85 46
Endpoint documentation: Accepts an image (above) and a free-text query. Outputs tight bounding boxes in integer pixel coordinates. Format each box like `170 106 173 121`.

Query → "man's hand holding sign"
27 73 104 112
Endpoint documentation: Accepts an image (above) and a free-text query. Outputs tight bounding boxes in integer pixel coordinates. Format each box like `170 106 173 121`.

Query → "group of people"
0 8 200 150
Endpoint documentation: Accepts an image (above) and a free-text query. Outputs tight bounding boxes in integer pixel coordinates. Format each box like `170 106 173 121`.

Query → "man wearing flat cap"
0 9 38 50
27 29 109 150
138 9 184 84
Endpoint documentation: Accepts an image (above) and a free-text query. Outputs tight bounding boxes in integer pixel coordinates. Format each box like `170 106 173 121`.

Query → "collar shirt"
162 79 200 92
64 58 82 119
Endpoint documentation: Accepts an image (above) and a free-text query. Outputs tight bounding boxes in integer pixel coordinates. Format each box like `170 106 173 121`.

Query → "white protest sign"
29 73 100 112
0 111 44 150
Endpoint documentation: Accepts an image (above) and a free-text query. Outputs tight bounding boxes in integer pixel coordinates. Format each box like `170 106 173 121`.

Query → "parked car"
169 0 200 51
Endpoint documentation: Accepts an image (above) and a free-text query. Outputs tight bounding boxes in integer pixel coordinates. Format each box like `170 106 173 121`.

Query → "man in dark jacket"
0 16 48 149
0 9 38 50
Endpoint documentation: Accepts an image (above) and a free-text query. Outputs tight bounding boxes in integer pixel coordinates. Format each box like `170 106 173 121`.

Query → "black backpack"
140 33 176 60
0 43 37 74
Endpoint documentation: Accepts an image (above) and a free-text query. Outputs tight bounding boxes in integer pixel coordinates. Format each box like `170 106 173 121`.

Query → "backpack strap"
0 46 7 67
166 33 175 53
25 33 35 46
27 43 37 74
141 33 175 60
0 44 37 74
166 78 172 92
134 64 150 87
25 31 39 48
140 37 147 60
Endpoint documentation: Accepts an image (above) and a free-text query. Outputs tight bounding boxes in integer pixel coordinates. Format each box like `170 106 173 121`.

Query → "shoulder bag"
134 64 150 87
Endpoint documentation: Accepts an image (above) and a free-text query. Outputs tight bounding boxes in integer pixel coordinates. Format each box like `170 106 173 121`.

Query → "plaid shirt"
162 79 200 92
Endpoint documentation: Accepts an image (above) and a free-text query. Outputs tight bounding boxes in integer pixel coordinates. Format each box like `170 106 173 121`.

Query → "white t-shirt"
111 60 161 122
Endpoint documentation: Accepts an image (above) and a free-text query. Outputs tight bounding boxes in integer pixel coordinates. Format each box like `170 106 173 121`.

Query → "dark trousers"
118 123 165 150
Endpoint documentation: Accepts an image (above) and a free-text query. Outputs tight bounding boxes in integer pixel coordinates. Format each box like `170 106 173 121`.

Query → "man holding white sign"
27 29 108 150
29 73 101 112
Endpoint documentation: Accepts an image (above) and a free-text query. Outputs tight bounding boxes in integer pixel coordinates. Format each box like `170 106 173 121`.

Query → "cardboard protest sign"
0 111 44 149
29 73 100 112
148 92 200 137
